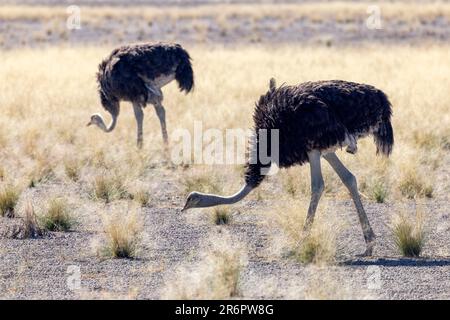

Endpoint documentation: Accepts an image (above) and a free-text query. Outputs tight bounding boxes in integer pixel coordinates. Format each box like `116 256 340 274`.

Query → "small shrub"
392 210 426 257
64 158 81 181
162 238 245 299
132 189 151 207
100 211 142 259
295 230 335 265
40 198 74 232
7 202 44 239
370 180 388 203
0 186 20 218
182 174 220 194
92 175 129 203
271 200 338 265
413 131 440 149
213 207 232 225
209 249 242 297
28 163 54 187
398 170 433 199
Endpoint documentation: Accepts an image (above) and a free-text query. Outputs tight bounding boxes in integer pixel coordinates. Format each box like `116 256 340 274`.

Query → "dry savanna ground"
1 2 450 48
0 44 449 299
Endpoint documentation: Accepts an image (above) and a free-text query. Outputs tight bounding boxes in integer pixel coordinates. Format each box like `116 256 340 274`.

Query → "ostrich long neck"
100 114 117 132
199 184 254 207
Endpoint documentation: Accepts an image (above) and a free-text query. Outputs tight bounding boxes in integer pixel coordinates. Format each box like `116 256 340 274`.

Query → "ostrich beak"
86 121 92 127
181 202 189 212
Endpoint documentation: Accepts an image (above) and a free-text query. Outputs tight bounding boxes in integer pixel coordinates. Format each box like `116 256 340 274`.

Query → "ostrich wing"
293 96 348 151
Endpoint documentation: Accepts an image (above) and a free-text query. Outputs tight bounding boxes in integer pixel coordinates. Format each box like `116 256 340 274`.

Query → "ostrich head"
86 113 117 132
181 192 204 211
87 114 105 129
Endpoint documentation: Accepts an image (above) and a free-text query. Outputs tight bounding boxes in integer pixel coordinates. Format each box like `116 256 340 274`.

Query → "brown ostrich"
182 79 394 257
87 42 194 148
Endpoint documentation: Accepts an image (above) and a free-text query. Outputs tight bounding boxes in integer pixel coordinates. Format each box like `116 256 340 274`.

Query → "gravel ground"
1 154 449 299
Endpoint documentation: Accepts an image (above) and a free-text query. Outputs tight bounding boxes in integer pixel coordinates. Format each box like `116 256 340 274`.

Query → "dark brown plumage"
97 42 193 117
90 42 194 147
245 80 394 187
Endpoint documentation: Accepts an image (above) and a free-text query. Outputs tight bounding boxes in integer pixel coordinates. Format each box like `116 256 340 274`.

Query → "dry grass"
182 170 222 194
0 186 20 218
0 46 448 296
367 179 389 203
2 2 450 23
392 207 426 257
162 233 246 299
213 207 232 225
6 202 44 239
131 189 151 207
64 158 82 182
40 198 75 232
398 169 433 200
98 209 142 259
92 174 130 203
303 266 359 299
0 47 448 198
268 198 340 265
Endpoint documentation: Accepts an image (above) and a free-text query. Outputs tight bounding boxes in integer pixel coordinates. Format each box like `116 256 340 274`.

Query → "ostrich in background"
87 42 194 148
182 79 394 256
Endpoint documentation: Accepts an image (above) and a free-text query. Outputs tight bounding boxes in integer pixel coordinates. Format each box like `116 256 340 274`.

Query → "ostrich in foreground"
87 42 194 148
182 79 394 256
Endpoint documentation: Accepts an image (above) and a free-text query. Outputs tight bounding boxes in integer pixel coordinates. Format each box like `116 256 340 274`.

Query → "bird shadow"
339 256 450 267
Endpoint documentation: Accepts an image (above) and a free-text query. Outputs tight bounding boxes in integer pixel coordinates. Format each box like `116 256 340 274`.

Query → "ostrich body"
183 79 394 256
87 42 194 148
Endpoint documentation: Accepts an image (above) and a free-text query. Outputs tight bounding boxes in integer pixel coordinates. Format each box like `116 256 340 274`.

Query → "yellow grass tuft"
392 207 426 257
92 174 129 203
398 169 433 199
131 189 151 207
182 171 221 194
0 185 20 218
162 233 246 299
99 210 142 259
268 199 340 265
40 198 75 232
6 202 44 239
64 158 82 182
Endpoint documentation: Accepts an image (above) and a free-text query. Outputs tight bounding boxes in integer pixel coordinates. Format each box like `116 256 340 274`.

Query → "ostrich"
87 42 194 148
182 79 394 256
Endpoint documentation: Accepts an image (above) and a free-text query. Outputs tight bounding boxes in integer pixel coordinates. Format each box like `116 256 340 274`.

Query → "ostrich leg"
132 102 144 149
153 101 168 146
304 150 325 231
323 152 376 256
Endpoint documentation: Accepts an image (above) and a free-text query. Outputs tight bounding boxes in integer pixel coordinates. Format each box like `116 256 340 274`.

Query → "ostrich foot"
357 238 376 257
